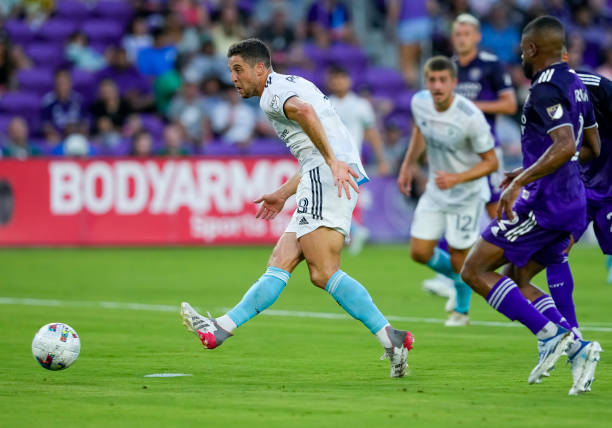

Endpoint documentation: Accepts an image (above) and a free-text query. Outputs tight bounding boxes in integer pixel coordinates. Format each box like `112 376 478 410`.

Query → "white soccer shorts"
285 165 358 238
410 191 485 249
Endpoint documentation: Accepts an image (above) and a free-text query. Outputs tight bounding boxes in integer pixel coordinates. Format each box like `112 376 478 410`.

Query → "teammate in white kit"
398 56 498 326
328 65 390 254
180 38 414 378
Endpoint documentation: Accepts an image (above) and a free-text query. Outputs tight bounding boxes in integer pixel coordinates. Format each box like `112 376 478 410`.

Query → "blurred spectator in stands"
137 27 178 77
382 119 409 178
1 116 39 158
327 65 389 175
65 31 107 72
0 34 16 94
167 76 211 145
257 5 295 68
201 75 224 114
569 5 607 68
566 32 586 71
182 35 231 84
22 0 54 29
52 133 97 157
386 0 436 87
480 3 520 64
211 5 245 56
122 16 154 63
165 12 201 56
153 68 181 115
130 129 154 157
42 68 87 144
596 46 612 80
159 123 190 156
306 0 355 47
122 113 144 140
174 0 210 29
97 47 155 112
0 0 21 17
91 79 131 148
211 85 256 147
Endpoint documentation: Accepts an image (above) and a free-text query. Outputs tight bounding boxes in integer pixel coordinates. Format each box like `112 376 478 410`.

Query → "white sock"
215 314 237 333
374 323 392 348
535 321 558 340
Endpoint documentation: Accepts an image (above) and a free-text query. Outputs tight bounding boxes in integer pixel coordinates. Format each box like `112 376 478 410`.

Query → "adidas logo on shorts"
299 217 309 225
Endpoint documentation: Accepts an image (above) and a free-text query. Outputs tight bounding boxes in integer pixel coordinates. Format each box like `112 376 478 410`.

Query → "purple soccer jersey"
454 51 513 146
515 62 596 234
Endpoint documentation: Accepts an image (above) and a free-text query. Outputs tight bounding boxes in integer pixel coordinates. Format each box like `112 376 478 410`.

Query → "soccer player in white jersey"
397 56 498 326
180 38 414 378
328 65 390 254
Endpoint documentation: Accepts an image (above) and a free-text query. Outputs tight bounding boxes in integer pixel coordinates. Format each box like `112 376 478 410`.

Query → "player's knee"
410 246 432 265
460 259 477 285
308 267 335 289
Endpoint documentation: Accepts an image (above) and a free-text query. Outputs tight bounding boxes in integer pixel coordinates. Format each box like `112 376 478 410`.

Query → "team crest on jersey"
270 95 281 112
469 67 481 80
546 104 563 120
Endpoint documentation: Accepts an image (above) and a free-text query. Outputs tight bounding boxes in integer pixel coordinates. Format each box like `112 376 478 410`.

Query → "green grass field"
1 245 611 427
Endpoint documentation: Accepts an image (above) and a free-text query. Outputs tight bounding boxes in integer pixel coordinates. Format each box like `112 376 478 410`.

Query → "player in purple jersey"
452 14 517 219
460 16 602 394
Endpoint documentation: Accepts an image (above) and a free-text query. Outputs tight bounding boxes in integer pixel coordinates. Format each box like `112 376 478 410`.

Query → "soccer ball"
32 323 81 370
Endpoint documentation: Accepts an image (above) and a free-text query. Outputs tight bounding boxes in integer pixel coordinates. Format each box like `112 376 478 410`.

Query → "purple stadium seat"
139 114 165 139
0 114 13 134
199 143 242 156
4 19 34 45
71 69 97 102
303 43 328 67
93 0 134 22
55 0 92 20
17 68 54 95
248 139 290 156
365 67 406 93
327 43 368 72
393 90 416 113
286 67 325 89
38 19 78 42
25 42 65 67
82 20 123 44
0 91 41 115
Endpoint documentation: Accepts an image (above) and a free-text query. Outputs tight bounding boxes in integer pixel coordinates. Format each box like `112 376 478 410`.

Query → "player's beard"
522 60 534 79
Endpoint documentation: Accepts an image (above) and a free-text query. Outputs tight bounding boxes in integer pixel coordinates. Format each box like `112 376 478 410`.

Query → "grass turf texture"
1 245 610 427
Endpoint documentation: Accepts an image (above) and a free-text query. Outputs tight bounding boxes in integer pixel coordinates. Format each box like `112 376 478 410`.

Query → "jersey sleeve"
468 110 494 153
266 77 299 120
490 61 513 94
583 99 597 129
410 91 425 128
531 83 574 133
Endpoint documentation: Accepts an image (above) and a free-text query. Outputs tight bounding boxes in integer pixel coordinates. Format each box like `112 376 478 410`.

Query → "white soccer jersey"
259 72 368 183
329 92 376 150
411 90 494 208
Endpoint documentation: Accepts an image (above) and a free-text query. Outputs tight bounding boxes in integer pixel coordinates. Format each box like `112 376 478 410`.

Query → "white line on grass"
2 296 612 332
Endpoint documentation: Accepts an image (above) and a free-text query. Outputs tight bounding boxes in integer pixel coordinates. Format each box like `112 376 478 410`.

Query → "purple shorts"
482 207 571 267
573 198 612 255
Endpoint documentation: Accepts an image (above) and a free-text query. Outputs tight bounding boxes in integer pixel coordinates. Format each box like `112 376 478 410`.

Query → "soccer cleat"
528 326 575 384
568 340 603 395
422 274 455 299
180 302 232 349
347 225 370 255
444 311 469 327
444 292 457 313
380 326 415 378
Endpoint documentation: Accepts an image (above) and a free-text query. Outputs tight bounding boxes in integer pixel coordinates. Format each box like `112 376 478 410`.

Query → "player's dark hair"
522 15 564 37
227 38 271 68
424 56 457 78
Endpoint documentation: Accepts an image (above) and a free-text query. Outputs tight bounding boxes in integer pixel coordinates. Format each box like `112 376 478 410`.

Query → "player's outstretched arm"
497 124 576 220
397 125 426 197
283 96 358 199
579 126 601 163
364 127 391 176
255 172 301 220
435 148 498 190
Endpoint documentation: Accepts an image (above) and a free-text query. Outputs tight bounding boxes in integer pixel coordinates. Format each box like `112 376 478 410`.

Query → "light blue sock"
425 247 472 314
227 267 290 327
607 256 612 284
325 270 388 334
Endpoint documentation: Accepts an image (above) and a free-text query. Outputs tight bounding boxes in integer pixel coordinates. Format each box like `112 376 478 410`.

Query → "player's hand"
500 167 523 190
497 180 521 221
435 170 461 190
254 192 286 221
330 159 359 199
397 165 412 197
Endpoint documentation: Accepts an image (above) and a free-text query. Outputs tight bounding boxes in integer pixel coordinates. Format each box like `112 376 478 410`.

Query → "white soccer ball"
32 323 81 370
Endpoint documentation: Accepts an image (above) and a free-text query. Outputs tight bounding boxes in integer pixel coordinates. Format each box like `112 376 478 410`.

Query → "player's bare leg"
300 227 414 377
181 233 303 349
485 201 498 220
